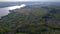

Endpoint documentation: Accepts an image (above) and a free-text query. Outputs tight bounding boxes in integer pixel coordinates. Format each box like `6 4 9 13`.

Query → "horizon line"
0 1 60 2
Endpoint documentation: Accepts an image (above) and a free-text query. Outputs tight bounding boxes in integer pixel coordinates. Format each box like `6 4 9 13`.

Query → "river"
0 4 26 17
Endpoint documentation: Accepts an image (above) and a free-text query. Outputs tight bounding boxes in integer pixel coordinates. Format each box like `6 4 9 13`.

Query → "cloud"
0 0 60 2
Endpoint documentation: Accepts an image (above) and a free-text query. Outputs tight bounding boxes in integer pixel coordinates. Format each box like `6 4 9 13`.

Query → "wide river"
0 4 26 17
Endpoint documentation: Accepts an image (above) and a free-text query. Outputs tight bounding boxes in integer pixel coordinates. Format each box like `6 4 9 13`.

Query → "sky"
0 0 60 2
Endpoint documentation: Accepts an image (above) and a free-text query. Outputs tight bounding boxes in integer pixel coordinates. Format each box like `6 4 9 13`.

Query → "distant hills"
0 2 60 8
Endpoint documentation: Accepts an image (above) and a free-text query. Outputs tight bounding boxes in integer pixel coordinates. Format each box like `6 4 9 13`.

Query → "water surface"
0 4 26 17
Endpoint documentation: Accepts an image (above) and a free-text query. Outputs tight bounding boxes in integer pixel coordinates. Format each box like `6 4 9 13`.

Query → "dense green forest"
0 5 60 34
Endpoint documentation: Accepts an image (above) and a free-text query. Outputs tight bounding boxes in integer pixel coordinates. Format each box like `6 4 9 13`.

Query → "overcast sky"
0 0 60 2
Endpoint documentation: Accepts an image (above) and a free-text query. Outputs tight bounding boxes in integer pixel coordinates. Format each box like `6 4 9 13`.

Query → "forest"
0 5 60 34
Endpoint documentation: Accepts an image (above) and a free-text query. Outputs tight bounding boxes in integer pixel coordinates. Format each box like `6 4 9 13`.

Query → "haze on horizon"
0 0 60 2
